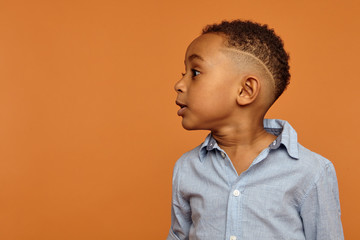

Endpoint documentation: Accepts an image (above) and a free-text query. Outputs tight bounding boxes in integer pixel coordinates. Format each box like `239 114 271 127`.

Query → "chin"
182 123 196 131
181 120 197 131
181 120 206 131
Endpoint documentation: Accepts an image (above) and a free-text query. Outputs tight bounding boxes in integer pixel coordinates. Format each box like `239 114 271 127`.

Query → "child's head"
203 20 290 101
175 20 290 131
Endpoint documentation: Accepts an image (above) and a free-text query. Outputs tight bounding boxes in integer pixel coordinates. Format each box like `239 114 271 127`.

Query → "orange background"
0 0 359 239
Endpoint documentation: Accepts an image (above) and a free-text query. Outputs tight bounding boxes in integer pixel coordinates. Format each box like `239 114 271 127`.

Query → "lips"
176 101 187 116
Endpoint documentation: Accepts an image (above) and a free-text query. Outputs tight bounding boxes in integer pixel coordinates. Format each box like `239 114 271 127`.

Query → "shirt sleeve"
167 160 192 240
300 162 344 240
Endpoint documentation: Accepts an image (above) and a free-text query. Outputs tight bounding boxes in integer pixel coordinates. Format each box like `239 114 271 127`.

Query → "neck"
211 117 276 150
210 117 276 175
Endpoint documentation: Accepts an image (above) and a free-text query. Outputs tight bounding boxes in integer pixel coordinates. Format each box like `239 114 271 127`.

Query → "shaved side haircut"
203 20 290 101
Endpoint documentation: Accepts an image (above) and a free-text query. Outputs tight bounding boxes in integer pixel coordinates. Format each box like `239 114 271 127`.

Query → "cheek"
192 91 236 116
187 81 237 112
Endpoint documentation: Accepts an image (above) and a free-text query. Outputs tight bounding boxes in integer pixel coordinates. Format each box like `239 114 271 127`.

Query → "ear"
237 76 260 106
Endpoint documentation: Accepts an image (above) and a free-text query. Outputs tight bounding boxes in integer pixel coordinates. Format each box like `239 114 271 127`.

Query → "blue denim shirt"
167 119 344 240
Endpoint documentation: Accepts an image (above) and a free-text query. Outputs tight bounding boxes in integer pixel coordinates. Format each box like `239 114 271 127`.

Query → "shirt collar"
198 119 299 162
264 119 299 159
199 134 220 162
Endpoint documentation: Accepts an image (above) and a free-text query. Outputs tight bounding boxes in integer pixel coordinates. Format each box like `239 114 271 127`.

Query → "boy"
167 20 344 240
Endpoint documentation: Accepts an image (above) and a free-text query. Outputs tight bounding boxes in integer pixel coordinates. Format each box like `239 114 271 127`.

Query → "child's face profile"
174 33 242 131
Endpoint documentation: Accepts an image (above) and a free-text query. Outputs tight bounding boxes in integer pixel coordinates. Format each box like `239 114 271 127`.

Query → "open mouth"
176 101 187 109
176 101 187 116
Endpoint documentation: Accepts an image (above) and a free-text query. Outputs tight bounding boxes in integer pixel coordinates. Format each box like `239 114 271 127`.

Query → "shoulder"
297 143 334 174
173 144 202 173
171 144 203 196
270 143 339 209
295 144 338 198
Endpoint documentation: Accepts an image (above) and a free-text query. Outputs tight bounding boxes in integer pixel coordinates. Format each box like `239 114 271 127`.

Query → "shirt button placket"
229 189 241 239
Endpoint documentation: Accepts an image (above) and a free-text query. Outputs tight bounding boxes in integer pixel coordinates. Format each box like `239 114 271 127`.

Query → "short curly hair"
202 20 290 101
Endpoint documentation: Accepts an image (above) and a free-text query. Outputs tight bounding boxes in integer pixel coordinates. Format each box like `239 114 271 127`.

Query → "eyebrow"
187 54 205 62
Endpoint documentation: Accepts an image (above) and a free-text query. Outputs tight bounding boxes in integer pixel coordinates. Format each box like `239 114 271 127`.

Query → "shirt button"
221 152 226 159
230 236 237 240
233 190 240 197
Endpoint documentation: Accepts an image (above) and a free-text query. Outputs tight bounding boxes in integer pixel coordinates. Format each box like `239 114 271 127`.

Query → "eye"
191 69 200 77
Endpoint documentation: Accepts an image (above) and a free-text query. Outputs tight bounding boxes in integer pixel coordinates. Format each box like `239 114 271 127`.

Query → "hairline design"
221 47 275 86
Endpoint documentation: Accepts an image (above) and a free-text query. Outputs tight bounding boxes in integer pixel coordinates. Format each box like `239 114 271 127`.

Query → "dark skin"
175 33 277 175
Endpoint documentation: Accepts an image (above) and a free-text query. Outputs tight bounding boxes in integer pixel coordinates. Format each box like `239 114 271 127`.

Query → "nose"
174 77 185 93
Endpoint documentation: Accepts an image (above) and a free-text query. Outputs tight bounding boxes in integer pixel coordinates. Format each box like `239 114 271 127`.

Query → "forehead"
185 33 228 62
